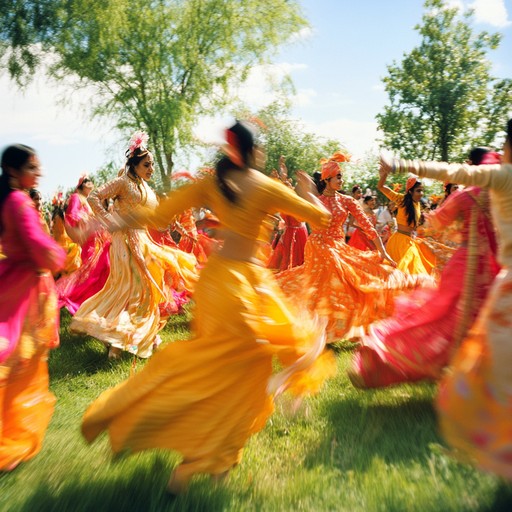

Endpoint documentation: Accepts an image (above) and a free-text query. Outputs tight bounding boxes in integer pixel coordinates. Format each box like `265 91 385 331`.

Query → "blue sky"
1 0 511 196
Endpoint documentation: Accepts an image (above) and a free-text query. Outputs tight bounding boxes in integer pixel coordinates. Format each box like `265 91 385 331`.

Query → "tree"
251 102 342 179
0 0 308 187
377 0 512 162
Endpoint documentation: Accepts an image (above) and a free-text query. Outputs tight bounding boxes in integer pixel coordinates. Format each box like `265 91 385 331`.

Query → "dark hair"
124 146 151 204
215 121 256 203
29 188 41 200
351 185 362 194
77 177 93 190
363 195 375 204
312 171 326 194
507 118 512 147
444 183 458 196
0 144 37 233
401 181 422 228
468 147 491 166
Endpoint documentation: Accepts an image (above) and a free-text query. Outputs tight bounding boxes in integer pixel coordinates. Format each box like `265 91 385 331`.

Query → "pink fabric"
0 191 65 362
351 187 500 388
55 235 111 315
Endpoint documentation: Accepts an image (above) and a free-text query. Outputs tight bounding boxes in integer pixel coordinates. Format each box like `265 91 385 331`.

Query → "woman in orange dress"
81 121 336 493
0 144 65 471
276 156 433 343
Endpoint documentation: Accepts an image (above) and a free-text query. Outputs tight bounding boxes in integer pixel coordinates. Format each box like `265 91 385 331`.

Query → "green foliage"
0 0 308 188
377 0 512 162
249 102 343 180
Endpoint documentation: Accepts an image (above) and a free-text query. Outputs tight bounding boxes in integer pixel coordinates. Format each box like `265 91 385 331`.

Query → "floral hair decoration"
128 131 149 158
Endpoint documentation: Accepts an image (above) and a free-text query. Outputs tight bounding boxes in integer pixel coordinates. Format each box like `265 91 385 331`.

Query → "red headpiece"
405 176 418 192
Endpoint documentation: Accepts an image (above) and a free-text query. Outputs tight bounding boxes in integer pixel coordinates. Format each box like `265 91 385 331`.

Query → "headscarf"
405 176 418 192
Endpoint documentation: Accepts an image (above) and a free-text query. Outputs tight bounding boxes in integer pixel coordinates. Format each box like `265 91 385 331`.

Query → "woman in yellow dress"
378 173 437 274
81 121 336 493
71 132 198 359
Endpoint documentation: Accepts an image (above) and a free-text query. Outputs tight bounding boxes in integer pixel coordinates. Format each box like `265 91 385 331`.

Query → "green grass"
1 310 511 511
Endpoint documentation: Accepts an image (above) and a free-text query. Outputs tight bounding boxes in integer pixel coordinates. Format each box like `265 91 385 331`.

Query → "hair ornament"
222 128 244 168
128 131 149 157
480 152 502 165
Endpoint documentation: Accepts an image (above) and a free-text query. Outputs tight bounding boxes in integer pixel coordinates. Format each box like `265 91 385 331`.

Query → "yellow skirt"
82 254 335 479
386 231 436 275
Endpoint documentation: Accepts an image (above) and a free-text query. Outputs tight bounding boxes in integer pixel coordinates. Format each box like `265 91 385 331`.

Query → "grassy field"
1 310 511 512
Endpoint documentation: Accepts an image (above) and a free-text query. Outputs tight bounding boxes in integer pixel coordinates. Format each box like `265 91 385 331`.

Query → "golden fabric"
51 215 82 275
82 171 335 480
71 174 198 358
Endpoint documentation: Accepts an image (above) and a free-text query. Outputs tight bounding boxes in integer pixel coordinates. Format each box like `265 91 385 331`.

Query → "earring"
8 175 20 190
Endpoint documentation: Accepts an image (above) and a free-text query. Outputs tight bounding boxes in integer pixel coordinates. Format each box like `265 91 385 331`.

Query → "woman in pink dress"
56 176 111 314
0 144 65 471
350 150 500 389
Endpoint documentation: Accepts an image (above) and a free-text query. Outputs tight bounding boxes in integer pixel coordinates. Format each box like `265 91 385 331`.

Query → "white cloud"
469 0 512 27
302 118 381 158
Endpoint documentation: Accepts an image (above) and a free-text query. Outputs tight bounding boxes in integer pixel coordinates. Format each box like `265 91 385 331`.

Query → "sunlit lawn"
1 310 511 511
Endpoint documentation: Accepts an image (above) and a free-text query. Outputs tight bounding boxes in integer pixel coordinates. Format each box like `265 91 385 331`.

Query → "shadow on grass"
16 455 248 512
478 482 512 512
306 392 439 472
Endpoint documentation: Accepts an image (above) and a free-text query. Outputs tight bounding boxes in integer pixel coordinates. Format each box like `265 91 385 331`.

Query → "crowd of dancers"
1 118 511 492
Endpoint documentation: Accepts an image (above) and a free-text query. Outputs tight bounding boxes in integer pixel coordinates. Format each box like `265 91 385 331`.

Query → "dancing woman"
378 173 436 274
81 121 336 493
377 119 512 481
276 156 433 343
71 132 198 359
350 148 500 389
0 145 65 470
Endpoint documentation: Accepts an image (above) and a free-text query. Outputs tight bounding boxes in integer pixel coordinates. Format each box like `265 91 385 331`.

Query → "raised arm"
380 153 503 190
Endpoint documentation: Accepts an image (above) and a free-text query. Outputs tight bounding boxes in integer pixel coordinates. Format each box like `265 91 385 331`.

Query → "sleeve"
427 190 464 231
381 188 403 204
346 197 379 240
148 180 209 229
88 177 125 227
13 194 65 273
263 178 331 230
65 193 84 227
396 159 504 190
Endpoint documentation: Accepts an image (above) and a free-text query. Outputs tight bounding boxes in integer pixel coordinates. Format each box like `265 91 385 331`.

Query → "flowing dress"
381 188 437 275
81 171 336 481
394 158 512 480
71 174 198 358
267 213 308 271
276 193 433 343
350 187 499 388
0 190 65 470
56 192 111 314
